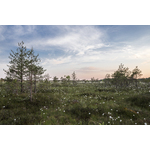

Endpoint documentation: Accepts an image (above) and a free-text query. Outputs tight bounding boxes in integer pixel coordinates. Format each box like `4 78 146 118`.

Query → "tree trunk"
30 71 33 102
34 75 36 93
30 75 33 102
21 78 23 93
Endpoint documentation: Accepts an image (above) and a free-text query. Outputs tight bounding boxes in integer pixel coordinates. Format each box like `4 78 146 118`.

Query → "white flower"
137 112 139 114
144 123 147 125
109 116 112 119
64 110 65 112
120 120 122 122
43 113 45 115
14 119 16 121
3 106 5 108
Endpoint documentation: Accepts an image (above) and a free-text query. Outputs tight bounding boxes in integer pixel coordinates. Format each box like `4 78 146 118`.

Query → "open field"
0 81 150 125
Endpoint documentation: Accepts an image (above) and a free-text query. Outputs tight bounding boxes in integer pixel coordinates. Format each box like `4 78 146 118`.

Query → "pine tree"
26 47 46 101
4 42 46 100
130 66 142 87
32 65 46 93
53 76 58 83
72 71 77 86
111 63 131 88
3 41 28 93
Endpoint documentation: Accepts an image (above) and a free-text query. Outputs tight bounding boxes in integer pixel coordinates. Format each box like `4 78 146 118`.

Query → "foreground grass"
0 83 150 125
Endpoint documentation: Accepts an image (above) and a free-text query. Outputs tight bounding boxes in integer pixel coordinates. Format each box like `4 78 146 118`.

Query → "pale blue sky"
0 25 150 79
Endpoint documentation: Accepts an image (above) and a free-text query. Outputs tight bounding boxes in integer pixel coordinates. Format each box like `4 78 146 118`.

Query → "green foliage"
53 76 58 83
111 63 142 89
72 71 77 86
1 61 150 125
60 75 71 87
99 122 105 125
3 41 28 93
126 93 150 110
3 41 46 101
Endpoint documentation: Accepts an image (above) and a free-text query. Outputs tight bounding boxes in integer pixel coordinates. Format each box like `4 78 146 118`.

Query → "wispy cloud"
1 25 150 79
41 55 72 66
26 26 108 54
77 66 99 72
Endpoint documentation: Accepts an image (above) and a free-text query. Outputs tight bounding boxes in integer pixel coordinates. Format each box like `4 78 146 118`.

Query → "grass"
0 82 150 125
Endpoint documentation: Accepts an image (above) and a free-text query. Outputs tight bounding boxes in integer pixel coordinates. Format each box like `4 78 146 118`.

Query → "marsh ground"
0 82 150 125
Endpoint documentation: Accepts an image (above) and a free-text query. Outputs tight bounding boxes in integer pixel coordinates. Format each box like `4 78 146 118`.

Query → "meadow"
0 80 150 125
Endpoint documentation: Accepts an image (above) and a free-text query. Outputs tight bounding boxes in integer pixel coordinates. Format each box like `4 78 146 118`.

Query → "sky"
0 25 150 80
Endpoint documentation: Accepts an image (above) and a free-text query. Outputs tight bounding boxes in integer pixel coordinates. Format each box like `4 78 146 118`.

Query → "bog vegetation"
0 41 150 125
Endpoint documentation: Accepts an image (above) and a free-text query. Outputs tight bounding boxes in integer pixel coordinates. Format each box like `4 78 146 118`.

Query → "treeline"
104 63 143 89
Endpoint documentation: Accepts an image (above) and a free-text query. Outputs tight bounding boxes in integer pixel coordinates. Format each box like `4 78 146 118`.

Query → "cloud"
1 25 150 79
0 26 6 41
25 26 108 54
77 66 99 72
41 55 72 66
